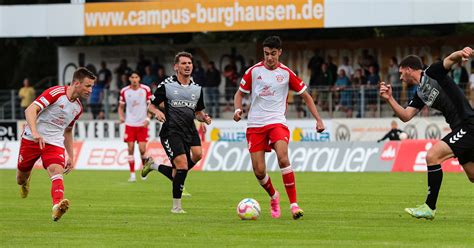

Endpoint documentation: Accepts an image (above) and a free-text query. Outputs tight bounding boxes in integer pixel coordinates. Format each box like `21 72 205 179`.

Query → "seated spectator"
142 65 157 87
365 65 380 117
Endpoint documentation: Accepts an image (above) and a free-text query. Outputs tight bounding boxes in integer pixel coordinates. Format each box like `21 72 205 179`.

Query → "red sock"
51 174 64 205
128 156 135 173
259 174 276 197
281 166 297 204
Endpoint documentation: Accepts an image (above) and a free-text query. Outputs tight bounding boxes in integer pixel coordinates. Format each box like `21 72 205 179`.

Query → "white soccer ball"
399 132 408 140
237 198 261 220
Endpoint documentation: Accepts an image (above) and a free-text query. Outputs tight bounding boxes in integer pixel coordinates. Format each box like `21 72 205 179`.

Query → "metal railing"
0 85 443 120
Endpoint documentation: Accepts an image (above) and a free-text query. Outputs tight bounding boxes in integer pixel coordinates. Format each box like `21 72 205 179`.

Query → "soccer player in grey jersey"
380 47 474 220
143 51 211 213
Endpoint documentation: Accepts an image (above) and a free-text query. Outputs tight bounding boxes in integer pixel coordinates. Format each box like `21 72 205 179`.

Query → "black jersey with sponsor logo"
151 75 205 139
408 61 474 129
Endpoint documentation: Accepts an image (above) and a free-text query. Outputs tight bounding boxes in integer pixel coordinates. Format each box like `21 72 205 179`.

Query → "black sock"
172 169 188 199
158 164 173 181
425 164 443 210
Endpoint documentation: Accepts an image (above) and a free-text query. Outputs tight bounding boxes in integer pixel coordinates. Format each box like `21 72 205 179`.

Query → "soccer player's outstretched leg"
234 36 325 219
379 47 474 220
118 71 152 182
16 67 96 221
148 52 211 213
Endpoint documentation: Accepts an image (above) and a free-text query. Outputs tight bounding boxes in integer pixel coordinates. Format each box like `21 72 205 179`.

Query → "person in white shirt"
118 71 152 182
17 67 96 222
233 36 325 220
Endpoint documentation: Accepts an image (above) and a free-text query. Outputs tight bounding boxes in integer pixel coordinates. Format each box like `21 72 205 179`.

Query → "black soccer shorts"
160 133 201 167
442 121 474 165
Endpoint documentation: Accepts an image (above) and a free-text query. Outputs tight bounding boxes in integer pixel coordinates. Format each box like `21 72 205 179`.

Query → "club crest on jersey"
276 74 284 82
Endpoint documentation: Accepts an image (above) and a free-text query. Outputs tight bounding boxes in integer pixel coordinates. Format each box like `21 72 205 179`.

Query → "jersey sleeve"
119 89 126 104
408 92 425 110
151 83 166 106
425 61 450 81
239 68 252 94
145 86 152 103
288 70 307 95
196 88 205 112
33 86 65 111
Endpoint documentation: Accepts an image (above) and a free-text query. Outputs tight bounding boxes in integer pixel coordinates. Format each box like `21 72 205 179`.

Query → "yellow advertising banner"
84 0 324 35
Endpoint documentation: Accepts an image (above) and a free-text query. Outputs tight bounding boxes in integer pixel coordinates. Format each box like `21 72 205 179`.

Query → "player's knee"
425 151 440 165
192 152 202 163
278 158 290 168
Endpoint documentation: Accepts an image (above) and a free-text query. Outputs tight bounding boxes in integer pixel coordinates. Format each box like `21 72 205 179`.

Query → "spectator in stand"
97 61 112 90
156 67 168 84
333 69 352 117
136 50 151 77
18 78 36 119
450 61 469 93
352 68 366 118
192 60 206 86
387 57 401 102
204 61 221 118
314 63 333 111
151 56 163 77
142 65 157 88
307 50 324 87
89 78 104 120
223 59 239 111
338 56 354 79
327 56 338 84
115 59 132 90
365 65 380 117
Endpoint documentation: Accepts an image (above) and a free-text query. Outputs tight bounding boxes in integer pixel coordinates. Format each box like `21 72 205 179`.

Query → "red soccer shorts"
246 123 290 153
124 125 149 143
17 138 65 172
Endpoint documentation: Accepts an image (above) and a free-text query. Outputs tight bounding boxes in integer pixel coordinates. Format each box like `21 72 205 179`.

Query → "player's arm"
149 83 166 122
195 89 211 125
24 103 45 148
118 102 125 123
300 91 325 133
233 90 245 122
443 47 473 70
63 127 74 174
380 82 419 122
377 132 390 143
234 69 252 122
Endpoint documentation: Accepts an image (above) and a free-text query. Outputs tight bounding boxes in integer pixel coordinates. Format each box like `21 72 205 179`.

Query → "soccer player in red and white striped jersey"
17 67 96 221
118 71 152 182
234 36 325 220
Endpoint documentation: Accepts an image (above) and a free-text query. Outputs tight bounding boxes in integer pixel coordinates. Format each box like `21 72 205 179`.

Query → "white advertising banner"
331 117 451 142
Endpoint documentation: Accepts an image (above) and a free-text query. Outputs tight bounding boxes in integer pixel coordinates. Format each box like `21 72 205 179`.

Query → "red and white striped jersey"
239 62 307 128
23 86 83 148
119 84 151 127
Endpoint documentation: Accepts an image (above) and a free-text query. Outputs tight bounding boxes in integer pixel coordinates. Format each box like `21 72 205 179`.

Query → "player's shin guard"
173 169 188 199
258 174 276 198
51 174 64 205
127 156 135 173
281 166 297 204
425 164 443 210
158 164 173 180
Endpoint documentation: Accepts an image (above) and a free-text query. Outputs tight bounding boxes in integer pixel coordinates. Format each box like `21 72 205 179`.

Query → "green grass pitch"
0 170 473 247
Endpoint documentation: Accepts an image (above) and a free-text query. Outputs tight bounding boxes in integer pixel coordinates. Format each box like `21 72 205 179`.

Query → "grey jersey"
151 75 205 139
409 62 474 129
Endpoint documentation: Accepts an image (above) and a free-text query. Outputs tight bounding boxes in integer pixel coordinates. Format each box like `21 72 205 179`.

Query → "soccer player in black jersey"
142 51 212 213
380 47 474 220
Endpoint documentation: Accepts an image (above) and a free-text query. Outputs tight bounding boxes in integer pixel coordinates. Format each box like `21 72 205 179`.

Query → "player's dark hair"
262 36 282 50
399 55 423 70
174 51 193 64
73 67 96 83
128 70 141 78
